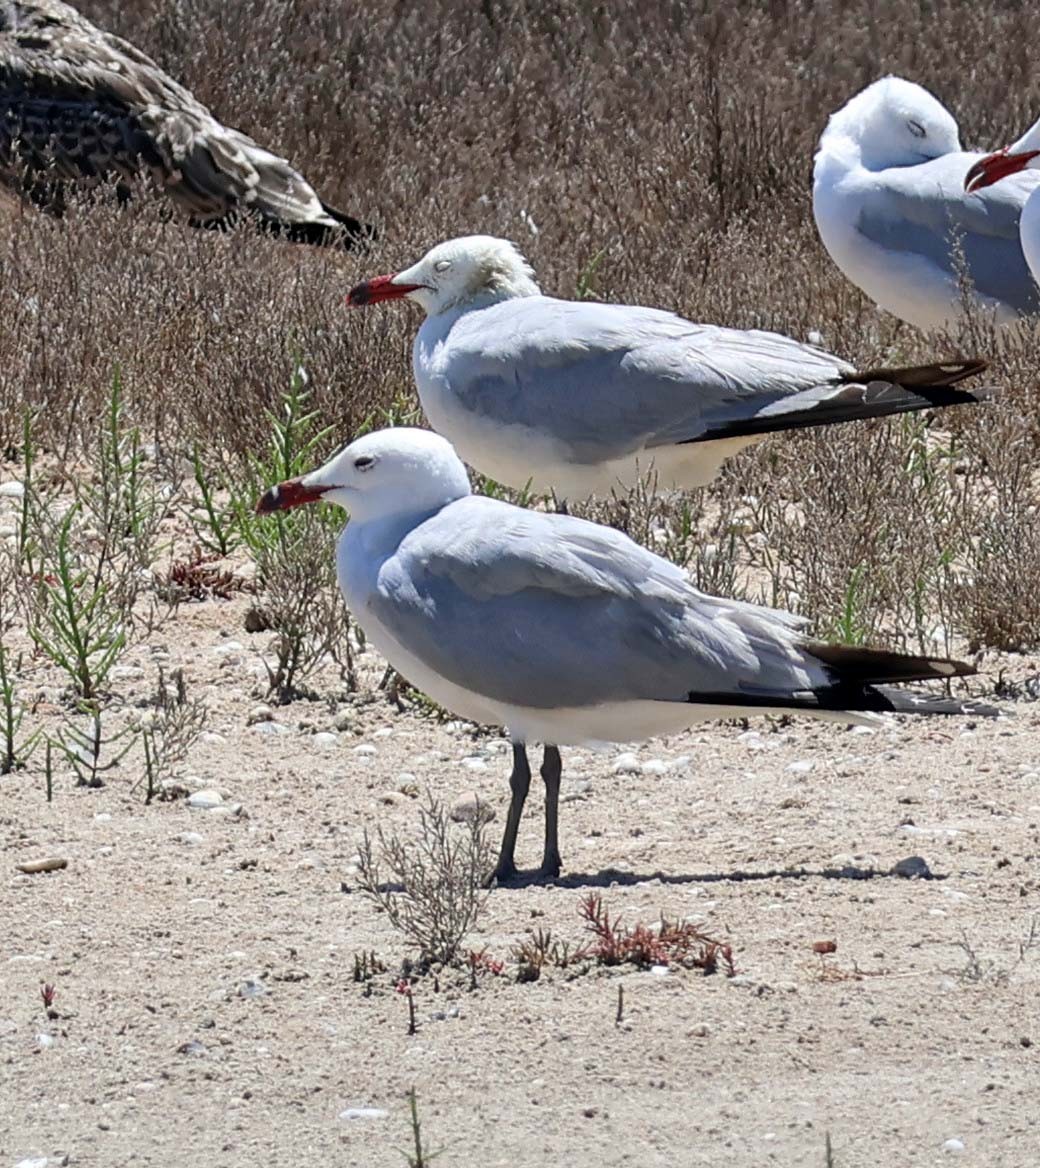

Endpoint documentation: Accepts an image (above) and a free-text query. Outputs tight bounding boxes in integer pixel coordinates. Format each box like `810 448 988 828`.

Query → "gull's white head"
346 235 541 317
256 427 471 523
817 76 961 171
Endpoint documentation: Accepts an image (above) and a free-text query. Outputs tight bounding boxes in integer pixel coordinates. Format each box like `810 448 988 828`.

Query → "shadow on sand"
495 860 944 890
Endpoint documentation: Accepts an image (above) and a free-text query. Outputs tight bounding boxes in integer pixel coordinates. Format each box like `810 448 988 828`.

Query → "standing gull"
814 76 1040 329
257 427 998 883
346 235 991 500
0 0 373 246
965 117 1040 289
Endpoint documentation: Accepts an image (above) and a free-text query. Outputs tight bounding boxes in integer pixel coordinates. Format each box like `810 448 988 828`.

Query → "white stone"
200 731 226 745
211 641 244 656
372 727 394 739
451 792 495 824
787 760 813 774
312 732 338 747
188 790 223 810
613 752 640 775
250 721 289 736
353 744 377 756
0 481 25 498
93 813 112 823
177 832 205 846
14 1158 49 1168
339 1107 389 1121
239 975 267 998
36 1033 54 1048
650 965 669 977
461 757 487 772
641 759 667 776
942 1138 966 1155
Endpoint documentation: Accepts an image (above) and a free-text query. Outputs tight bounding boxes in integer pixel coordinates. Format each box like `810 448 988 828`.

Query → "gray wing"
853 151 1040 314
370 497 819 711
432 296 860 464
0 0 370 242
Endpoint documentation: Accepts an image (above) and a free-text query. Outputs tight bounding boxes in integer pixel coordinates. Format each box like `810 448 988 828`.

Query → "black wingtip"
806 642 976 685
849 358 989 390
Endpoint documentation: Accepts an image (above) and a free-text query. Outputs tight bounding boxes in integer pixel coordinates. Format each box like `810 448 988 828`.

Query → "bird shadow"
495 862 945 890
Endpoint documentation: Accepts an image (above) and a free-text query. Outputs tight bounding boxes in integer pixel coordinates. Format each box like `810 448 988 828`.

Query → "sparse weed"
51 705 136 789
356 792 492 967
132 668 207 804
245 366 354 699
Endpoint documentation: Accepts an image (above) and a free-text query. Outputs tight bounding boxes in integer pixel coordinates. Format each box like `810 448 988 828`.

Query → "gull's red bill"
965 147 1040 193
255 477 330 514
346 274 426 308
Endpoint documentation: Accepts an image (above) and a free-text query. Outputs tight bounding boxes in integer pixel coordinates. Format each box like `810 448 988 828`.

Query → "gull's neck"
431 271 541 318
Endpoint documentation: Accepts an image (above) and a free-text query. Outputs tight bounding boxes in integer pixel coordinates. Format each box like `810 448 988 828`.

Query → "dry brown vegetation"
3 0 1040 666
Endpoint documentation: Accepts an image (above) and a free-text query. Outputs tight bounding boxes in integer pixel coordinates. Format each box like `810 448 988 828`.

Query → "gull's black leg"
539 745 563 879
492 743 531 883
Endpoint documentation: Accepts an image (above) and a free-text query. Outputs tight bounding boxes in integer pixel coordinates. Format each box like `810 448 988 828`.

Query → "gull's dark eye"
354 455 376 471
908 119 926 139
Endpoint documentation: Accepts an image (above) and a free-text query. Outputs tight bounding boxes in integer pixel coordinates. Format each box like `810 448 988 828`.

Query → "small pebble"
942 1138 965 1155
354 744 377 757
892 855 931 879
188 790 223 810
613 752 640 775
461 756 488 772
246 706 273 725
13 1158 49 1168
177 832 205 846
15 857 67 875
333 711 356 732
786 760 813 774
200 731 227 745
451 792 495 824
312 732 338 747
251 721 289 736
339 1107 388 1121
688 1022 711 1038
211 641 244 656
239 976 267 999
641 759 667 776
36 1033 54 1049
0 481 25 498
372 727 394 740
650 965 669 977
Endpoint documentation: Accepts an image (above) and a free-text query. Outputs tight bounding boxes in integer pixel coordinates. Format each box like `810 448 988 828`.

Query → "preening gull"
965 117 1040 290
0 0 373 246
257 427 998 882
814 76 1040 329
346 235 992 500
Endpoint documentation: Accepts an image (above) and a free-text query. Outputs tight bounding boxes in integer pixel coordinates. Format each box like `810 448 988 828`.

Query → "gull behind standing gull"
0 0 374 246
965 115 1040 289
257 427 998 883
346 236 992 500
814 76 1040 329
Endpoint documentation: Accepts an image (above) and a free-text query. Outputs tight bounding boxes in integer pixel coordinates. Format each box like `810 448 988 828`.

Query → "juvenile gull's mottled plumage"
0 0 372 245
346 235 991 500
814 76 1040 328
257 428 998 882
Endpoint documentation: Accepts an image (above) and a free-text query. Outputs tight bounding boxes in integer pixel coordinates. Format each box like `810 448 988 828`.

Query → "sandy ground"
3 595 1040 1168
